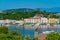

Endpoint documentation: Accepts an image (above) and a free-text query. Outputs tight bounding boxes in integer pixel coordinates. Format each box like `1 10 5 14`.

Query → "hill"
2 7 60 13
3 8 35 12
0 8 60 20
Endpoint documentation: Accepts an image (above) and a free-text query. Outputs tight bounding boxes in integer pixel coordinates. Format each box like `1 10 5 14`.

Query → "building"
47 18 59 24
24 18 41 23
41 17 48 24
24 15 41 23
0 19 16 24
0 20 16 26
0 20 5 23
16 20 24 24
5 19 16 24
24 15 48 24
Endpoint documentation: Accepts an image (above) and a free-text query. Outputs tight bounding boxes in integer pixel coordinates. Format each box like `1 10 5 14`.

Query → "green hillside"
0 12 36 20
0 8 60 20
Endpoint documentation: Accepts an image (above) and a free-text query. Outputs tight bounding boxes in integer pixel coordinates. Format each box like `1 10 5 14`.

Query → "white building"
24 18 41 23
5 19 16 24
0 19 16 24
0 20 5 23
16 20 24 24
24 16 48 24
41 17 48 24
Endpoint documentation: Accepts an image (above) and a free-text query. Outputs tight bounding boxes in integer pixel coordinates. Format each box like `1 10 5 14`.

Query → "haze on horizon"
0 0 60 11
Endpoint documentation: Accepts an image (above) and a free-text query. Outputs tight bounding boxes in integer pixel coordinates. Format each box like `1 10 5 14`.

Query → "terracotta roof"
38 34 47 40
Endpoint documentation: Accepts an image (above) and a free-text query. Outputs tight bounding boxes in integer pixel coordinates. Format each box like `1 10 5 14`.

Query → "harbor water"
7 23 60 38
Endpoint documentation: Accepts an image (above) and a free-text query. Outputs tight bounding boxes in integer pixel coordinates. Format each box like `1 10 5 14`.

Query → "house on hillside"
41 17 48 24
24 14 41 23
47 18 59 24
24 17 41 23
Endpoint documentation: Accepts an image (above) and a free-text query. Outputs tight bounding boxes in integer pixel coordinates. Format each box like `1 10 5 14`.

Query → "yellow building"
47 18 59 24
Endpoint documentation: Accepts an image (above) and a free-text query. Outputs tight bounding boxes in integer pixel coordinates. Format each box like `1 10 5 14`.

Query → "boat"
42 30 54 34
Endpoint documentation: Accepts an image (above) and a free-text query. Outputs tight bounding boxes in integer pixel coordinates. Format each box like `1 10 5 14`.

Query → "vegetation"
45 32 60 40
33 38 38 40
0 27 18 40
0 8 60 40
0 12 36 20
0 26 38 40
0 8 60 20
0 27 8 34
0 33 20 40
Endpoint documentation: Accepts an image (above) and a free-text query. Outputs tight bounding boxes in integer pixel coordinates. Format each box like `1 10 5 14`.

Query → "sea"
7 24 60 38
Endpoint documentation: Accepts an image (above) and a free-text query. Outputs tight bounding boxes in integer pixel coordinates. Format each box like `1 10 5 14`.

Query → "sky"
0 0 60 11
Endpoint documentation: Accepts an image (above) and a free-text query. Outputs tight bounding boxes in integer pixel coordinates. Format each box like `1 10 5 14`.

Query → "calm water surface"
8 24 60 38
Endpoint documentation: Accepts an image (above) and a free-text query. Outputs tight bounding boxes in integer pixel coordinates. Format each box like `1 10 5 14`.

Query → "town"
0 0 60 40
0 14 60 29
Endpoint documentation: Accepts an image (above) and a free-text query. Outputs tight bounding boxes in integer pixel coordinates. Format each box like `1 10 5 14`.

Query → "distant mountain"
2 7 60 13
3 8 35 12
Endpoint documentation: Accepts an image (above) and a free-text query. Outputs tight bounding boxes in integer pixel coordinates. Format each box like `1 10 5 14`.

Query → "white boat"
42 30 54 34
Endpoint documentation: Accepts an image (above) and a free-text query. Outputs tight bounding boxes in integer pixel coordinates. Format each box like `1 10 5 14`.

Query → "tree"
45 32 60 40
0 33 19 40
25 36 31 40
0 27 8 34
36 8 40 14
33 38 38 40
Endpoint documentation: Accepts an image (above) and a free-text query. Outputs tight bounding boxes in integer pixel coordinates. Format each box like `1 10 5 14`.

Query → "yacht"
42 30 54 34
